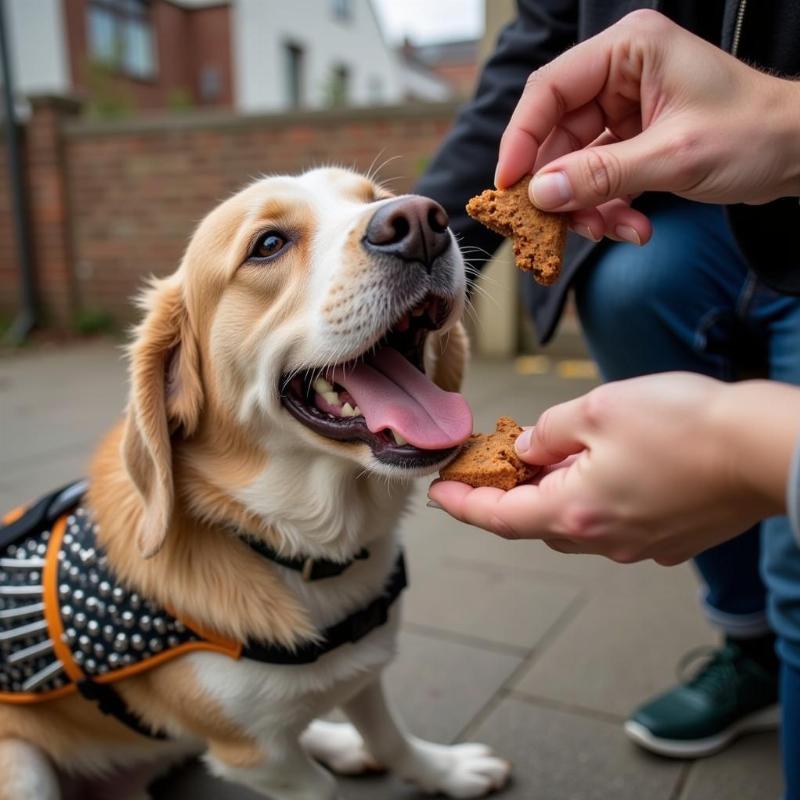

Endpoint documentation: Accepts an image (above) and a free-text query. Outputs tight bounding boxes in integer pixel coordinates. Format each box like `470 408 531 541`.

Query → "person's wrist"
708 381 792 517
771 77 800 197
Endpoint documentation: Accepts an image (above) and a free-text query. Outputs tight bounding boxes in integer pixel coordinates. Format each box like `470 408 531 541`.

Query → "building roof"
406 38 479 68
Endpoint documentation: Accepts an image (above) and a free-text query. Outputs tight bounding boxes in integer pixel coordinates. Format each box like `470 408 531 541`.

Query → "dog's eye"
252 232 288 260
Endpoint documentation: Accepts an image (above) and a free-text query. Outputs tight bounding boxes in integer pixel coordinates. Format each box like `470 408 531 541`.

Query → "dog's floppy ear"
122 275 203 558
425 321 469 392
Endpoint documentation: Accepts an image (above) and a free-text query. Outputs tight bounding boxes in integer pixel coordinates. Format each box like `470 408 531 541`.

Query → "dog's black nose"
364 196 450 270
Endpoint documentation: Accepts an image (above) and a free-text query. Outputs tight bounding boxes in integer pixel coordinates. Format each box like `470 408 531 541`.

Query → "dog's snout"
364 196 450 270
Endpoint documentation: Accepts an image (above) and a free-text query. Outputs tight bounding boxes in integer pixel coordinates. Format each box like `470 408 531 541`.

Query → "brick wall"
0 130 20 316
62 104 457 322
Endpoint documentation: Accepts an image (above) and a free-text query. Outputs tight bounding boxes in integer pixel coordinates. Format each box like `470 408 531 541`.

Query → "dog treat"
439 416 537 490
466 176 567 285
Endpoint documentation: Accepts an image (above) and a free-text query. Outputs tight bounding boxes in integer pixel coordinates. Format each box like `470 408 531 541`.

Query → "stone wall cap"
63 102 459 138
28 94 84 115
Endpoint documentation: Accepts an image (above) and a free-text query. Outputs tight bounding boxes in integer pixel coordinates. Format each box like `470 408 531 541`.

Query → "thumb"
515 397 587 466
529 128 679 211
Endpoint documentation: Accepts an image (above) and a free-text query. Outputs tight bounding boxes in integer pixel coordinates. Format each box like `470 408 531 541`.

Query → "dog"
0 167 511 799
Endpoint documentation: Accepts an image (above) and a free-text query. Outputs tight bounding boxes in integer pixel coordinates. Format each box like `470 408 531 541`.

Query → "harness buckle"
302 558 315 582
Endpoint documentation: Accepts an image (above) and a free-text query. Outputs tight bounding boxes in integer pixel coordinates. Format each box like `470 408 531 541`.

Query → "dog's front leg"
204 736 338 800
342 678 511 798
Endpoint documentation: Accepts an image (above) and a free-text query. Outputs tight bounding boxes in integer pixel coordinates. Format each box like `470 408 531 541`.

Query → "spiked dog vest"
0 482 406 738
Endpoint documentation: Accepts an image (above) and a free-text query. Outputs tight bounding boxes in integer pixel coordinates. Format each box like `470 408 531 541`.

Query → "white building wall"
4 0 70 96
233 0 405 112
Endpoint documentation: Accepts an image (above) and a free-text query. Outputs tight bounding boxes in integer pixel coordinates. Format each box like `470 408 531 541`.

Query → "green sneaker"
625 641 780 758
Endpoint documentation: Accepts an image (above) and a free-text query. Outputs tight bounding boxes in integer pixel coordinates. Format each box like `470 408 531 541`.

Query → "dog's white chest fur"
191 460 409 741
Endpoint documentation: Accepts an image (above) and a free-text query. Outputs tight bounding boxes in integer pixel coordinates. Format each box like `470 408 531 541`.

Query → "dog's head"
122 167 471 556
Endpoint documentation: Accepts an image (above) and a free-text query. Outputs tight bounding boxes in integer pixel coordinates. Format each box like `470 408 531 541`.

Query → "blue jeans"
784 662 800 800
574 196 800 790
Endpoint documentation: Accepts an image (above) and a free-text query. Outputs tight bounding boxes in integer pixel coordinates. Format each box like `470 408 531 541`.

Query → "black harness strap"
0 480 85 550
76 679 168 740
244 538 370 581
242 553 407 665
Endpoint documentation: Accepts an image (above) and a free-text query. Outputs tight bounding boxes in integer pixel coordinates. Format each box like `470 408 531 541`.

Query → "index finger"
495 29 617 188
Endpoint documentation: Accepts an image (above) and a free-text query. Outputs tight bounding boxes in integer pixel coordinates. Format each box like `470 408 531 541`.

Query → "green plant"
73 307 116 336
167 87 194 112
84 58 136 119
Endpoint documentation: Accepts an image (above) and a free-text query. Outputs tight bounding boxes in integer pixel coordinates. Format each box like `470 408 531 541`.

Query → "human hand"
496 10 800 245
429 375 799 565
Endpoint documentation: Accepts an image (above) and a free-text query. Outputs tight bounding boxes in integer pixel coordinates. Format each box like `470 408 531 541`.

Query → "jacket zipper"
731 0 747 56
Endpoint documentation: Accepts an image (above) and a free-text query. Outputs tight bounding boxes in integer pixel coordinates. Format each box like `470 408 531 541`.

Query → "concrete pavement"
0 342 782 799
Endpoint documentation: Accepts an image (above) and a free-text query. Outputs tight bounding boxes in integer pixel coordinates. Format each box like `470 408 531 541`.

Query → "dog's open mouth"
280 295 473 467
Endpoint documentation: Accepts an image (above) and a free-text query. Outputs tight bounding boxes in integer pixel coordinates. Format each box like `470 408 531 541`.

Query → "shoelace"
677 644 743 700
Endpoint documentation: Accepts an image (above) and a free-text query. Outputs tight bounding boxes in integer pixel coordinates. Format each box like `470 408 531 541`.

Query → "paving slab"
465 696 685 800
403 555 581 652
680 732 783 800
0 342 127 472
404 489 632 587
513 559 715 719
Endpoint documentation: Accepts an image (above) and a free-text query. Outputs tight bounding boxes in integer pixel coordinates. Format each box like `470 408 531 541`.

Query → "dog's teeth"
313 377 334 394
322 391 340 405
391 429 407 446
341 403 355 417
353 406 362 416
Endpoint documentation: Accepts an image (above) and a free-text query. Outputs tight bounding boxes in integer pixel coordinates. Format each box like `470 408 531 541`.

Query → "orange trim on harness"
165 605 243 660
2 512 242 707
92 637 242 685
0 684 75 705
2 505 25 525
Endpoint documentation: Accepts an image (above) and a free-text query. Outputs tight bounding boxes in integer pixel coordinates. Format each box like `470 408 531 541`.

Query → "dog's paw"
300 720 384 776
398 740 511 798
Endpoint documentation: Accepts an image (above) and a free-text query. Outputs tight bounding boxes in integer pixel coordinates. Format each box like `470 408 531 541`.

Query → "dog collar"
243 537 370 582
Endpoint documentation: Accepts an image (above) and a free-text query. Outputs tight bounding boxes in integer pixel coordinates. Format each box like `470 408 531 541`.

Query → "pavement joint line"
453 588 589 742
505 688 628 726
401 621 531 658
671 762 694 800
444 555 588 590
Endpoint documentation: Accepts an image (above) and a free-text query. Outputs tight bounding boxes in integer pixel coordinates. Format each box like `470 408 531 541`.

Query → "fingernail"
574 224 600 242
515 428 533 455
615 225 641 245
426 500 444 510
493 164 500 188
531 171 572 209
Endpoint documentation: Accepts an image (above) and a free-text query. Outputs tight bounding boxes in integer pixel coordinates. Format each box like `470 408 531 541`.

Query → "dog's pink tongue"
331 348 472 450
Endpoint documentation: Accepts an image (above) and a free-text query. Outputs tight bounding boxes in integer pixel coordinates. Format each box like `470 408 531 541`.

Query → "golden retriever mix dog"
0 168 511 799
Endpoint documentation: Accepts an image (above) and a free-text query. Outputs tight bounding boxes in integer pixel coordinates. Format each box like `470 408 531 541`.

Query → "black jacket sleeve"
415 0 578 262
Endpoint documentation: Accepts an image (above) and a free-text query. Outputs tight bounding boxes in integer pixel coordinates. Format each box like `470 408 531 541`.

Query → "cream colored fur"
0 168 509 799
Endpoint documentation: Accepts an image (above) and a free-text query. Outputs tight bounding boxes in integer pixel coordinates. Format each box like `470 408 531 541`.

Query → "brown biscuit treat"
466 176 567 285
439 417 538 490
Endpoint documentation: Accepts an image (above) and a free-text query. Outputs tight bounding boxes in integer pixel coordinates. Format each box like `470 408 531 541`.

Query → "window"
284 43 305 108
87 0 156 80
329 64 350 107
199 66 222 104
330 0 352 22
